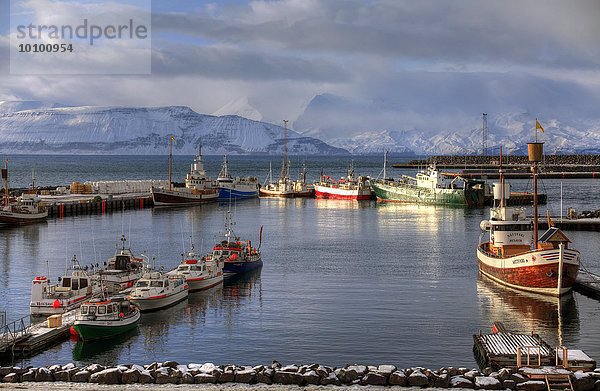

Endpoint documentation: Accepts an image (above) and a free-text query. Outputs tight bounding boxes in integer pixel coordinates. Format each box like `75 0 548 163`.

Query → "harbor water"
1 155 600 369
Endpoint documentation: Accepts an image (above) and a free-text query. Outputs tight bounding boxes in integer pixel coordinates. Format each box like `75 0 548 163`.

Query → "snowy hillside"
295 94 600 155
212 96 263 122
0 102 348 155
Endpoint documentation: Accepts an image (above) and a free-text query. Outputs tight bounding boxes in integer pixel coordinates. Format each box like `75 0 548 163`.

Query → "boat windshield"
88 306 96 315
98 306 106 314
80 306 88 314
177 266 189 271
150 281 163 288
135 280 149 288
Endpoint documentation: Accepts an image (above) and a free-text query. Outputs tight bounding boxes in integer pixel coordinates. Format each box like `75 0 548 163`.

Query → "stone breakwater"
1 362 600 390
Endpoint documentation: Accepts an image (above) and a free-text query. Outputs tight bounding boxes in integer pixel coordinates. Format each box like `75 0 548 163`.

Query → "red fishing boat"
314 164 373 201
476 140 580 296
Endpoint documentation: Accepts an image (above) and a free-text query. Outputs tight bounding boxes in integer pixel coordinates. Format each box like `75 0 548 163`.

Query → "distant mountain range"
2 97 600 155
0 101 346 155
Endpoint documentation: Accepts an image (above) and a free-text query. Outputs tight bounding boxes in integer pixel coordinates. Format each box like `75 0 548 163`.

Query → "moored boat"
208 209 262 276
30 255 101 316
314 164 372 200
216 155 259 200
259 120 313 198
73 296 140 341
0 161 48 226
476 142 580 296
167 243 224 291
151 139 218 206
371 164 485 207
128 270 189 311
97 235 146 293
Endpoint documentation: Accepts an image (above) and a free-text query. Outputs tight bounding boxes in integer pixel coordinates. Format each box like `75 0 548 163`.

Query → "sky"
1 0 600 135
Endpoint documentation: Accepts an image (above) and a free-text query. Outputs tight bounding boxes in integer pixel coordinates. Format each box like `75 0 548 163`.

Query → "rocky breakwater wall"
2 361 600 389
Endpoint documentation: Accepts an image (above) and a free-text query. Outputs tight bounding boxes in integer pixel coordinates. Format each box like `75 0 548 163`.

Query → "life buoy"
52 299 61 309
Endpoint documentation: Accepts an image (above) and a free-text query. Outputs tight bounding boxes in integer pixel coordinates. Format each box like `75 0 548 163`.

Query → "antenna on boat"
91 224 97 264
128 216 132 248
499 146 504 208
169 134 175 191
280 120 288 180
527 139 544 250
180 221 186 260
2 159 9 207
383 149 388 180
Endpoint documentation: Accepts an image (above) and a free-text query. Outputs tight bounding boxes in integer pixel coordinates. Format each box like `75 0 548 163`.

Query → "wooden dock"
43 194 152 218
574 271 600 300
0 310 77 360
473 332 554 369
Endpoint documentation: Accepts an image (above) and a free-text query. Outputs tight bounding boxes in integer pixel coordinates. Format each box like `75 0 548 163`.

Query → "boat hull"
0 210 48 226
129 288 188 312
30 294 92 316
259 188 313 198
314 185 372 200
476 244 580 296
223 259 263 276
73 312 140 341
187 274 224 292
372 181 484 207
151 187 218 206
218 186 259 200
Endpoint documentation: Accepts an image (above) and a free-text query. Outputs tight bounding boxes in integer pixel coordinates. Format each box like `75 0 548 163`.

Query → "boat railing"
0 314 32 353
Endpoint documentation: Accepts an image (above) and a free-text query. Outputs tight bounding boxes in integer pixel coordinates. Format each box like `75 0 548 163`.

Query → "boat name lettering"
512 258 528 264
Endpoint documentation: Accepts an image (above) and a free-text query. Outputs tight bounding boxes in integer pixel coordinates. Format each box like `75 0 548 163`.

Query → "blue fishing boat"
206 209 263 276
216 155 259 200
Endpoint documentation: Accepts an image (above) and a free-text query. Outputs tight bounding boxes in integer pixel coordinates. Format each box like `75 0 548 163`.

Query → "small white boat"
0 162 48 226
30 255 101 316
73 296 140 341
98 235 146 293
167 244 224 292
128 271 188 312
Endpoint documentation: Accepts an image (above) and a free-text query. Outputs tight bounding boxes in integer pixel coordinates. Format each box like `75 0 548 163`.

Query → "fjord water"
1 155 600 369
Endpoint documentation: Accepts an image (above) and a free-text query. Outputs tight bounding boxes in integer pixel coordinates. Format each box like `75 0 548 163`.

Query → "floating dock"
574 271 600 300
473 331 554 369
0 310 77 360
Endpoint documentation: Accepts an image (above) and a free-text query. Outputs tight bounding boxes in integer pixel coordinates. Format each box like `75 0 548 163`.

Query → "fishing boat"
97 235 146 293
208 209 263 276
314 163 373 200
216 155 259 200
73 296 140 341
476 142 580 296
259 120 313 198
371 163 485 207
128 270 189 311
0 161 48 226
167 242 224 291
151 139 218 206
30 255 101 316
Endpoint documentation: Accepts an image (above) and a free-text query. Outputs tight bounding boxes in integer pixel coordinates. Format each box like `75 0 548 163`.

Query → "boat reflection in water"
72 327 140 363
223 268 262 303
313 199 374 210
476 274 580 348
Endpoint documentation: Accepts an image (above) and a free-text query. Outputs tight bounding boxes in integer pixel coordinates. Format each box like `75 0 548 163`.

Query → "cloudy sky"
1 0 600 133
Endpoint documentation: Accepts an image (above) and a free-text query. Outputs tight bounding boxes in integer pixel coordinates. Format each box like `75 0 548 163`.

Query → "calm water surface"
1 155 599 369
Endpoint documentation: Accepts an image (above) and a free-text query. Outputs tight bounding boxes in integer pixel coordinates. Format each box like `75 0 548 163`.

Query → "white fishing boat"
30 255 101 316
167 243 224 291
128 270 189 312
0 161 48 226
98 235 146 293
73 296 140 341
151 139 218 206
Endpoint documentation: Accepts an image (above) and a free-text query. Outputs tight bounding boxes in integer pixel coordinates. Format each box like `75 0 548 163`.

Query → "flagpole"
535 118 538 143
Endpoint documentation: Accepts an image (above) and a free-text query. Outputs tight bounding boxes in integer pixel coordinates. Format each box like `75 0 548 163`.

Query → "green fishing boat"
372 165 485 207
73 297 140 341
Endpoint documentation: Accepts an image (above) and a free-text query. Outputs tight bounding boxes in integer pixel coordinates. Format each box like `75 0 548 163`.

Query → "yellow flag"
535 119 544 133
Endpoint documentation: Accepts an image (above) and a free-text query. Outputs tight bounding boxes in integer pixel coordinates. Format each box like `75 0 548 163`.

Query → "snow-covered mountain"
295 94 600 155
0 102 348 155
212 96 263 122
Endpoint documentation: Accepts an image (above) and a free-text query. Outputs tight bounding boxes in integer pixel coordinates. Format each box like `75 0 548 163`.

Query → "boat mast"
383 149 388 180
169 135 175 191
2 159 8 207
499 146 504 208
528 141 543 249
280 120 288 180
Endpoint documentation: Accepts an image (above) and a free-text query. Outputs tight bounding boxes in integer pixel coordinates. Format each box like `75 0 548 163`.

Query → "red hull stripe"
315 190 372 200
478 260 578 289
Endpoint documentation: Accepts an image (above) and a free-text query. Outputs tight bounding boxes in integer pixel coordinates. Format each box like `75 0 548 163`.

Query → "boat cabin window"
106 304 113 314
80 278 88 289
88 306 96 315
165 279 169 287
178 266 189 271
150 281 163 288
62 277 71 288
72 279 79 290
115 255 129 270
135 280 149 288
222 251 230 256
492 224 531 231
192 265 202 272
80 306 88 315
98 306 106 314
